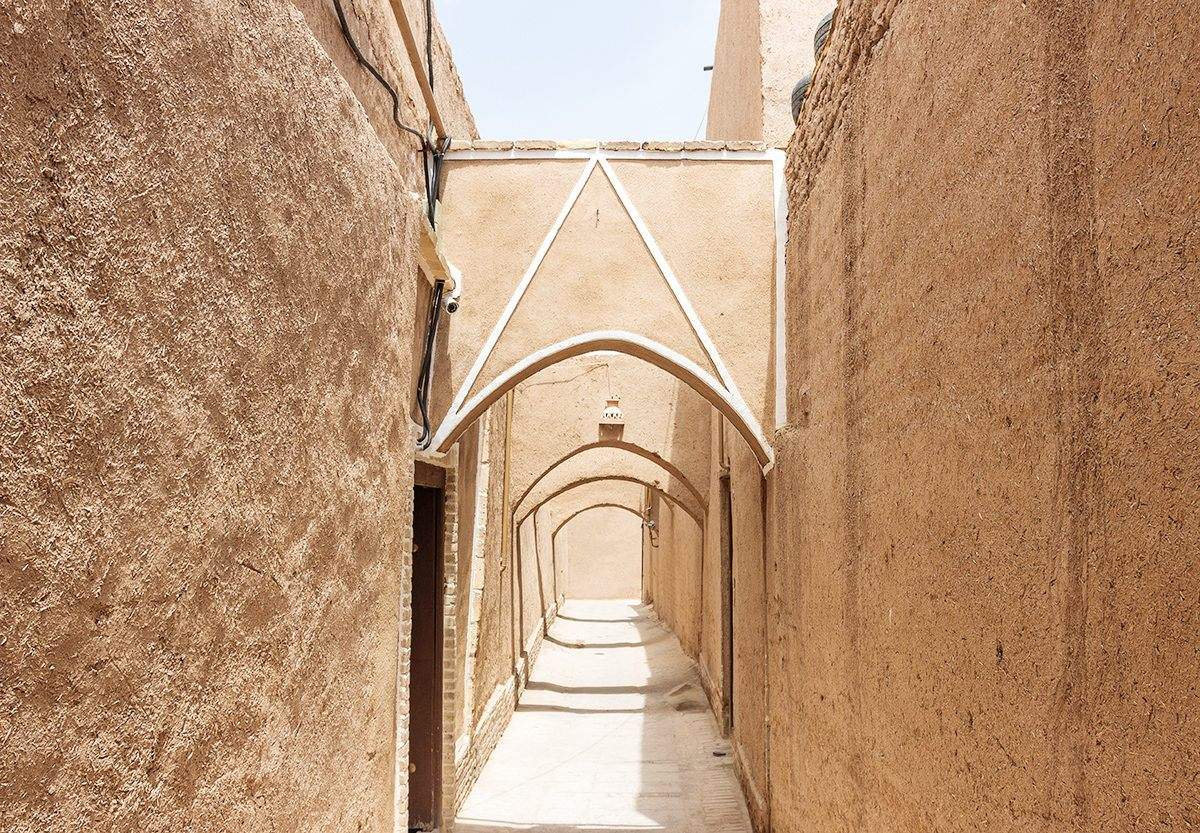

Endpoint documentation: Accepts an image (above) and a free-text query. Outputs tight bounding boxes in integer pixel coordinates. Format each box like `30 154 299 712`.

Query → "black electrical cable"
330 0 427 147
424 135 451 226
425 0 435 95
415 279 446 448
331 0 450 227
422 0 446 225
330 0 448 448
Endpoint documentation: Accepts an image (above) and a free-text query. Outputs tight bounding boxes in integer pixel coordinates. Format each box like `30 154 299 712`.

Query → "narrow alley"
455 601 752 833
2 1 1196 832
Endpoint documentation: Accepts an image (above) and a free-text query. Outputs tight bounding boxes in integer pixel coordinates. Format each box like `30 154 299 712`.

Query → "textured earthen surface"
559 506 642 599
436 155 778 427
773 0 1199 830
644 494 705 657
0 0 471 830
707 0 765 142
727 428 769 829
706 0 835 144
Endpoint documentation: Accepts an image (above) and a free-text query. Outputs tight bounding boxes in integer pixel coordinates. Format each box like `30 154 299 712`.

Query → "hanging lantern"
600 396 624 426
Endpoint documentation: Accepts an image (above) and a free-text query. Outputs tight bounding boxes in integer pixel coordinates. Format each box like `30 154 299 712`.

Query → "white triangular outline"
446 156 598 416
439 151 768 468
597 157 741 399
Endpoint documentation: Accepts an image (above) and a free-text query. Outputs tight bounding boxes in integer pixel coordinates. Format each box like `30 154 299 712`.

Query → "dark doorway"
719 472 734 735
408 479 444 832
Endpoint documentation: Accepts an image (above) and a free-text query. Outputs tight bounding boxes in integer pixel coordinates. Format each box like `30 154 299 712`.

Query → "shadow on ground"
453 599 751 833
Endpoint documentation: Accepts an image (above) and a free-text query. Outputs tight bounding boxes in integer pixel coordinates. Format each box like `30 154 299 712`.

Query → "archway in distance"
550 502 644 545
514 440 705 512
520 474 703 527
516 462 700 536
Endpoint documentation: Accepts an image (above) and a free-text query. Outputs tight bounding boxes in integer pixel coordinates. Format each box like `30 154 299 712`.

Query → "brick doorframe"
402 456 461 833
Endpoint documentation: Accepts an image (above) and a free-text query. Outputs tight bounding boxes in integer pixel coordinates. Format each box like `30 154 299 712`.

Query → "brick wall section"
394 485 414 829
438 465 461 831
452 602 557 813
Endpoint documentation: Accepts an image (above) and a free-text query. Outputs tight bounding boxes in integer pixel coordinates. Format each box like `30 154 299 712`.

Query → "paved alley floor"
454 599 753 833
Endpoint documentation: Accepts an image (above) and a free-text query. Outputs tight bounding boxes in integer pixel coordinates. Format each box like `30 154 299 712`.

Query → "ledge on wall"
447 138 772 153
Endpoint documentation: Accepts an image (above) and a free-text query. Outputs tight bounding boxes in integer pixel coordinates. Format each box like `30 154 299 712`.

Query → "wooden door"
408 484 444 831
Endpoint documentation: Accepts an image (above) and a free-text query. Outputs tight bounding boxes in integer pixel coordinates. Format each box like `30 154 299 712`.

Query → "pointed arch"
430 330 773 470
519 474 703 527
513 440 705 514
550 503 645 544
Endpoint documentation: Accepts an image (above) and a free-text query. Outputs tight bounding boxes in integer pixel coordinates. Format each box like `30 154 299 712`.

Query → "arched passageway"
514 449 704 527
515 440 705 510
441 145 779 833
553 504 644 600
519 474 702 526
430 331 773 469
550 502 643 542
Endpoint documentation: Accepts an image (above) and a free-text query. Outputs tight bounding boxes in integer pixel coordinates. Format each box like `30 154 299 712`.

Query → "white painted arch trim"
446 148 792 429
445 156 598 417
512 440 706 514
522 474 703 527
429 330 774 471
445 154 745 416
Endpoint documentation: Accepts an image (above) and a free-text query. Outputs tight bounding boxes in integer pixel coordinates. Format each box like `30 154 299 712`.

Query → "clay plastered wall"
757 0 836 144
294 0 476 155
452 420 482 743
707 0 764 141
516 510 558 652
0 1 474 830
645 496 704 657
392 0 477 137
466 402 521 731
560 507 643 599
775 1 1199 831
707 0 835 144
698 416 728 715
727 426 769 827
507 354 711 508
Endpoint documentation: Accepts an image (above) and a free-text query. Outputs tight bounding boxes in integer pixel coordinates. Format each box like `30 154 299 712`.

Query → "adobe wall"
706 0 764 141
774 1 1199 831
698 417 729 713
727 425 770 829
0 0 473 830
464 399 516 732
706 0 835 144
757 0 836 144
644 494 704 657
560 507 643 599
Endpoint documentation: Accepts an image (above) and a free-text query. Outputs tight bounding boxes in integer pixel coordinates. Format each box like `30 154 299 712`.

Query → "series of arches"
513 440 705 511
519 474 701 527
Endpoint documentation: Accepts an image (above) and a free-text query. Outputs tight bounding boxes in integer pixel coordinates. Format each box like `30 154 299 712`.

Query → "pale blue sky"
437 0 722 140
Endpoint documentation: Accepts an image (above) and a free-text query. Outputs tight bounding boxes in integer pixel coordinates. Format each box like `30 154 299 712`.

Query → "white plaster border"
429 330 774 470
